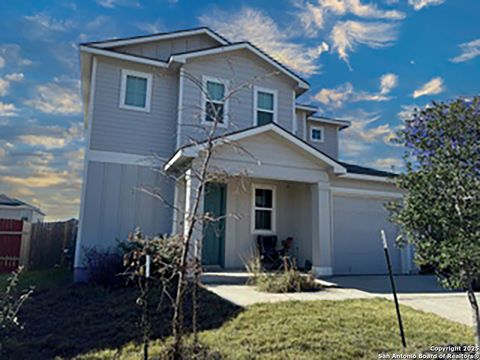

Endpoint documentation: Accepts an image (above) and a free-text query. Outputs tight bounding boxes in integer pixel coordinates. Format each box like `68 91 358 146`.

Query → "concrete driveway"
203 272 474 326
328 275 473 326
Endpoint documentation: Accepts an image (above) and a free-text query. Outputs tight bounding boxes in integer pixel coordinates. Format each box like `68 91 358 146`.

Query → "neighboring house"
0 194 45 222
75 27 413 281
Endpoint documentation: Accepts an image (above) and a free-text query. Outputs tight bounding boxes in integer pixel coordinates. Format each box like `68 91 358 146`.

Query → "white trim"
201 75 229 128
310 125 325 143
91 28 229 49
86 149 152 166
80 45 168 68
338 173 394 183
171 43 309 90
0 205 43 215
119 69 153 112
302 111 307 140
331 187 402 199
75 56 97 269
292 91 297 135
295 104 317 112
176 67 185 148
251 184 276 235
165 123 347 174
253 86 277 126
308 116 351 129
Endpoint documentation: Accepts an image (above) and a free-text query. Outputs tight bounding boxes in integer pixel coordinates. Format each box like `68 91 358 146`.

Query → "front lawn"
3 270 474 359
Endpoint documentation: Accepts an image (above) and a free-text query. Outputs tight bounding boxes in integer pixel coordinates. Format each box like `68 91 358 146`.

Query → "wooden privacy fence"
0 219 32 272
29 219 78 270
0 218 78 272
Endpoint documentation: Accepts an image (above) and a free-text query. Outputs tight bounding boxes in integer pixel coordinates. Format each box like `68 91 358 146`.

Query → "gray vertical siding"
90 56 178 158
113 34 220 61
179 50 297 146
79 161 174 259
305 121 339 159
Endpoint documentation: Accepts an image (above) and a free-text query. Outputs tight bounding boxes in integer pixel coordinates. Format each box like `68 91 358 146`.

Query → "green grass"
3 270 475 360
0 268 71 290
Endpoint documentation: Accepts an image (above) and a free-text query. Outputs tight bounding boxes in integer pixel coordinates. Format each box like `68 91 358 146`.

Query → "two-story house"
75 27 413 281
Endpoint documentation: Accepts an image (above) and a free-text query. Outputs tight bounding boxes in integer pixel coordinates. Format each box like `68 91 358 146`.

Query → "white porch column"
311 181 333 276
183 168 204 260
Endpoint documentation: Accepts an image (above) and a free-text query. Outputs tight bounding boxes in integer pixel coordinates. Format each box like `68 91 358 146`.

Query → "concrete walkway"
202 272 475 326
330 275 473 326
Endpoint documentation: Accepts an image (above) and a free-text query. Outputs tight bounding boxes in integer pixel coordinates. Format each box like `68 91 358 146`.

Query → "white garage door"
333 195 403 275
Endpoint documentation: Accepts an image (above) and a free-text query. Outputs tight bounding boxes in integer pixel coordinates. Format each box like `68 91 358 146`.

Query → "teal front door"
202 183 226 266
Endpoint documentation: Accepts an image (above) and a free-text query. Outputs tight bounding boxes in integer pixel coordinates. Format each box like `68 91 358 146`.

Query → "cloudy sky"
0 0 478 220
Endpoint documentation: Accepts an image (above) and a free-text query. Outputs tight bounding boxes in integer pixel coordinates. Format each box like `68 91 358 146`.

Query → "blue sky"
0 0 478 220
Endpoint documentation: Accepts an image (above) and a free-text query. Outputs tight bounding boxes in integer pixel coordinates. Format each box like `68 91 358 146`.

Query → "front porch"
168 125 343 277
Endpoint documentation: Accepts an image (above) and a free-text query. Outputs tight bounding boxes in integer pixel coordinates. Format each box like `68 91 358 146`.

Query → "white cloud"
24 80 82 115
0 102 19 117
136 19 164 34
0 72 24 96
0 56 5 69
199 7 329 76
330 20 398 65
0 44 33 67
397 105 417 121
450 38 480 63
371 157 403 171
96 0 140 8
408 0 446 11
18 135 66 150
1 171 69 188
18 122 83 150
296 0 404 37
380 73 398 94
412 77 444 98
339 110 397 158
315 73 398 107
315 83 354 108
24 12 73 31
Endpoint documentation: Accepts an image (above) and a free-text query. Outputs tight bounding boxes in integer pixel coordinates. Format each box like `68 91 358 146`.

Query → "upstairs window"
252 185 276 234
120 69 152 112
254 87 277 126
203 77 227 126
310 126 324 143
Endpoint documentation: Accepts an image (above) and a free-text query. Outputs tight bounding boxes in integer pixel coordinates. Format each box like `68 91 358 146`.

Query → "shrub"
82 247 125 287
120 229 183 285
245 255 321 293
0 267 33 353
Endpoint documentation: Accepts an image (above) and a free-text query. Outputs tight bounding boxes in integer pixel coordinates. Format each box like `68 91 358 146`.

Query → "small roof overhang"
307 115 351 130
164 123 346 174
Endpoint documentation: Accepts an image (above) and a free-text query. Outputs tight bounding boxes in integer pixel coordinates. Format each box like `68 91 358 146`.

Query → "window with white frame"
203 77 227 125
310 126 324 142
252 185 276 233
120 69 152 112
254 87 276 126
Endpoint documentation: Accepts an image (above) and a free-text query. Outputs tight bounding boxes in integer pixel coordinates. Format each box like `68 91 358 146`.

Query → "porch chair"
256 235 279 270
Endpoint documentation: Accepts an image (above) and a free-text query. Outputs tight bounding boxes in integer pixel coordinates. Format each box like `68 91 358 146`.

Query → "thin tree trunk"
467 285 480 357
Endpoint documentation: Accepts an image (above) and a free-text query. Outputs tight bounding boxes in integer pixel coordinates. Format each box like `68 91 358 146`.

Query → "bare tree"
136 64 279 358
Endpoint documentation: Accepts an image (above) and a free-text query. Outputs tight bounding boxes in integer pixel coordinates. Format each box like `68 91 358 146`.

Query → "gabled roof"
81 27 230 48
165 123 396 183
0 194 45 215
165 122 346 174
339 162 397 178
169 42 309 91
80 27 310 96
